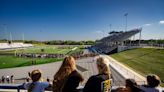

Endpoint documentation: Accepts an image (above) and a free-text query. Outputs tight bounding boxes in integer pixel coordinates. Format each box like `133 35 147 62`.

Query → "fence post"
17 87 20 92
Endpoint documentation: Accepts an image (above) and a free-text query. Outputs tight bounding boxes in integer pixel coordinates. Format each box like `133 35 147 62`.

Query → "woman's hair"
53 56 77 92
147 74 161 87
96 57 111 76
28 69 42 92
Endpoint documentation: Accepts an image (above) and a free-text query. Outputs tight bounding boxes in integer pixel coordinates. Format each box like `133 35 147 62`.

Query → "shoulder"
87 74 104 83
92 74 109 81
71 70 81 76
37 82 49 88
23 82 31 89
140 85 159 92
70 70 83 80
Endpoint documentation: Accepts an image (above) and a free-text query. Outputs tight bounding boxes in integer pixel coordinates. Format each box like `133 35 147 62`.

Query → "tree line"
0 39 95 45
0 39 164 45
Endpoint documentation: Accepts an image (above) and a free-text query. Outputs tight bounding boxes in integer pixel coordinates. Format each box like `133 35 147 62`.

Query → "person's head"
53 56 77 92
30 69 42 82
125 79 137 88
125 79 143 92
147 74 160 87
61 56 76 71
28 69 42 92
96 57 111 75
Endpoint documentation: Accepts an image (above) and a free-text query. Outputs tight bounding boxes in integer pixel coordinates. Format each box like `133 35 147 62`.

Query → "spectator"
46 77 50 82
140 74 161 92
53 56 84 92
6 75 10 83
117 79 144 92
26 77 30 82
24 69 51 92
10 75 14 83
1 76 5 83
83 56 112 92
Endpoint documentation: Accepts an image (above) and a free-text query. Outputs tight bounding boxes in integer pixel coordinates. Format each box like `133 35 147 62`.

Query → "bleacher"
92 28 142 54
0 43 33 50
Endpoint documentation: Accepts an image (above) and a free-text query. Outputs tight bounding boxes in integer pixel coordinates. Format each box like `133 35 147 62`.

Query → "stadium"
0 0 164 92
0 28 164 92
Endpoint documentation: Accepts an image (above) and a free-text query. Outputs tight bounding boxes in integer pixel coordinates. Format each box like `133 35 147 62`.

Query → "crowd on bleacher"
0 56 162 92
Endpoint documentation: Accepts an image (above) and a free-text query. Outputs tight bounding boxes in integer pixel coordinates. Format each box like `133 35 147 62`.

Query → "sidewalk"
101 55 146 85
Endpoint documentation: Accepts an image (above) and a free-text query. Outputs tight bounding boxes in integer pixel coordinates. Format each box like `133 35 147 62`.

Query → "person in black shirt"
53 56 84 92
83 56 112 92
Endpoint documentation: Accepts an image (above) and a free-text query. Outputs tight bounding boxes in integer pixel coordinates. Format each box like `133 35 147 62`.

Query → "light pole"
9 32 13 43
22 33 25 43
109 24 112 32
124 13 128 31
124 13 128 46
139 29 142 46
102 30 105 37
3 24 8 42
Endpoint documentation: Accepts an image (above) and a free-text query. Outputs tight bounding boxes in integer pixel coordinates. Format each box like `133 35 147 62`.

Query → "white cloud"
143 23 152 27
159 20 164 24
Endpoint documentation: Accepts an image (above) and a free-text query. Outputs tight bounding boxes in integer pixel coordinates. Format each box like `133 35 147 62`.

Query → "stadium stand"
90 28 142 54
0 43 33 50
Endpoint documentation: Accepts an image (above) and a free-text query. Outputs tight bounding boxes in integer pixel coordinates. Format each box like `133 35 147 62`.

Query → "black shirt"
83 74 109 92
62 70 83 92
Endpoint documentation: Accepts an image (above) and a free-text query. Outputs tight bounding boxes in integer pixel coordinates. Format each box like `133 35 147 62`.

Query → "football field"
0 45 83 69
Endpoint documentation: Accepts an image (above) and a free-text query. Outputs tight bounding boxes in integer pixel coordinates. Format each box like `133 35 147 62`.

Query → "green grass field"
0 55 63 69
0 45 84 69
16 46 74 54
0 45 75 54
110 48 164 86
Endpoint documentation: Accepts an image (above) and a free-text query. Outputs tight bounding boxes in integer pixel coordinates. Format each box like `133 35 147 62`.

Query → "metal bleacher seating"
92 28 142 54
0 43 33 50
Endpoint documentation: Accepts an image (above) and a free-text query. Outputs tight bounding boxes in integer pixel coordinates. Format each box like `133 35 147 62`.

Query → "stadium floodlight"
22 33 25 43
139 29 142 46
10 32 13 43
109 24 112 32
124 13 128 31
3 24 9 42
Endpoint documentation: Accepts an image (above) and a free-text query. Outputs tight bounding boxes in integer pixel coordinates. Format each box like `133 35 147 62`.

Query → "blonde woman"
24 69 51 92
53 56 84 92
83 56 112 92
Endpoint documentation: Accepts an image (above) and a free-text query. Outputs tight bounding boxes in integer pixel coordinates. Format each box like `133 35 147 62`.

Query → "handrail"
0 84 163 92
0 84 24 92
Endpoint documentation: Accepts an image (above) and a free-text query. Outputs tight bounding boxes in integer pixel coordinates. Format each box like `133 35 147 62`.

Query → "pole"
139 30 142 46
3 24 8 42
102 30 105 37
130 37 132 46
40 30 42 45
124 13 128 46
109 24 112 32
133 35 135 46
124 13 128 31
10 32 12 43
22 33 24 43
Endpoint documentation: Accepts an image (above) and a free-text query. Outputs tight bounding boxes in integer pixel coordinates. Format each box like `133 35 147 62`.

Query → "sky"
0 0 164 41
